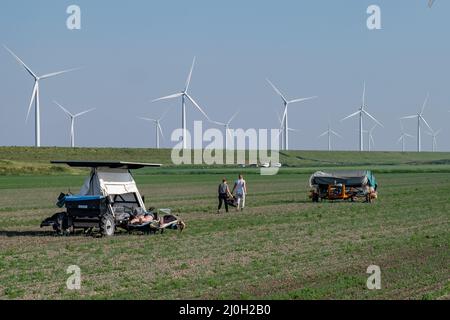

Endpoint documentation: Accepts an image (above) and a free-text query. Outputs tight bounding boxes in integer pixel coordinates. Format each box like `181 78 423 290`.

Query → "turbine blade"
158 123 164 139
227 110 240 125
26 82 38 123
276 111 282 124
362 81 366 107
40 67 80 80
209 120 226 126
331 130 343 139
363 110 383 127
185 56 196 92
74 108 96 117
3 45 37 79
227 127 233 140
185 94 209 120
152 92 183 102
420 93 430 115
138 117 157 122
159 108 170 121
340 110 360 122
405 133 414 138
266 78 287 103
53 101 73 117
318 131 328 138
420 116 433 132
401 115 417 120
280 105 288 129
288 96 318 104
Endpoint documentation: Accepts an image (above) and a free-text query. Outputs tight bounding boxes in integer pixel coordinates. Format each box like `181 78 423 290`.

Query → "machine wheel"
312 193 319 203
100 213 115 236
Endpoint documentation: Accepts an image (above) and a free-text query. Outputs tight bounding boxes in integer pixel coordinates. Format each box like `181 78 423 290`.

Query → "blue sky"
0 0 449 151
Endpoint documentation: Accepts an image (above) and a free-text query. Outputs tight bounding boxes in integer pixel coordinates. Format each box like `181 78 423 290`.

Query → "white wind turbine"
4 45 79 147
152 57 209 149
138 110 168 149
275 111 301 148
209 110 240 150
54 101 95 148
267 79 317 151
318 122 342 151
341 82 383 151
397 122 414 152
401 93 433 152
426 129 442 152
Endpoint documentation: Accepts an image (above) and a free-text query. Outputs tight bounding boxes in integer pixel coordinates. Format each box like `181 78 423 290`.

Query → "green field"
0 147 449 299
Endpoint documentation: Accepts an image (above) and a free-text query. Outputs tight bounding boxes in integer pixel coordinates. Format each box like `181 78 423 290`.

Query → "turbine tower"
209 110 239 150
266 79 317 151
318 122 342 151
138 110 168 149
401 93 433 152
153 57 209 149
397 122 414 152
341 82 383 151
4 45 79 147
426 129 441 152
54 101 95 148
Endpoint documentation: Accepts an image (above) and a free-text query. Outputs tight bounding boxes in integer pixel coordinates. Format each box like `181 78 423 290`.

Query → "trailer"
40 161 185 236
309 170 378 203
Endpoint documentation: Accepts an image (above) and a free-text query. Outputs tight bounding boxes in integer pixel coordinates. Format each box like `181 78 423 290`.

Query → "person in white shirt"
232 174 247 211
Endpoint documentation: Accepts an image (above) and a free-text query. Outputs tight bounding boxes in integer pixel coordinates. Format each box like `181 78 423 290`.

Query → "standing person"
232 174 247 211
217 178 232 214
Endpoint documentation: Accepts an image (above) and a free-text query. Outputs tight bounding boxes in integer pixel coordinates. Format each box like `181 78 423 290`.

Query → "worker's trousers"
236 193 245 210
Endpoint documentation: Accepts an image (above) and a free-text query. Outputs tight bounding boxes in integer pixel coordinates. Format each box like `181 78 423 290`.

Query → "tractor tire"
100 213 115 236
312 193 319 203
53 213 65 235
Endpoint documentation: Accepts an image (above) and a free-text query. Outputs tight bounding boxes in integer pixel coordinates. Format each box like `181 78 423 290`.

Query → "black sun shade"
50 161 162 169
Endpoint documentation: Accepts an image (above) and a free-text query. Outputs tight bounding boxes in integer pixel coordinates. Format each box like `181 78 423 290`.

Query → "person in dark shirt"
217 178 232 214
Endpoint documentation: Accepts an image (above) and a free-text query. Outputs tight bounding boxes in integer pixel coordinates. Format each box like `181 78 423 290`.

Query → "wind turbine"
341 82 383 151
138 110 168 149
275 111 301 148
209 110 239 150
53 101 95 148
318 122 342 151
397 122 414 152
4 45 79 147
401 93 433 152
152 57 209 149
426 129 442 152
266 79 317 151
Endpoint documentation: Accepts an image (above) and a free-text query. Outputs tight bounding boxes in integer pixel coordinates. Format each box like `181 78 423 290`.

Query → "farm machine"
309 170 378 203
40 161 185 236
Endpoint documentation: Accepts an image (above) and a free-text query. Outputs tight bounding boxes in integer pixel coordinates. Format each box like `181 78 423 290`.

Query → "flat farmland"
0 163 449 299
